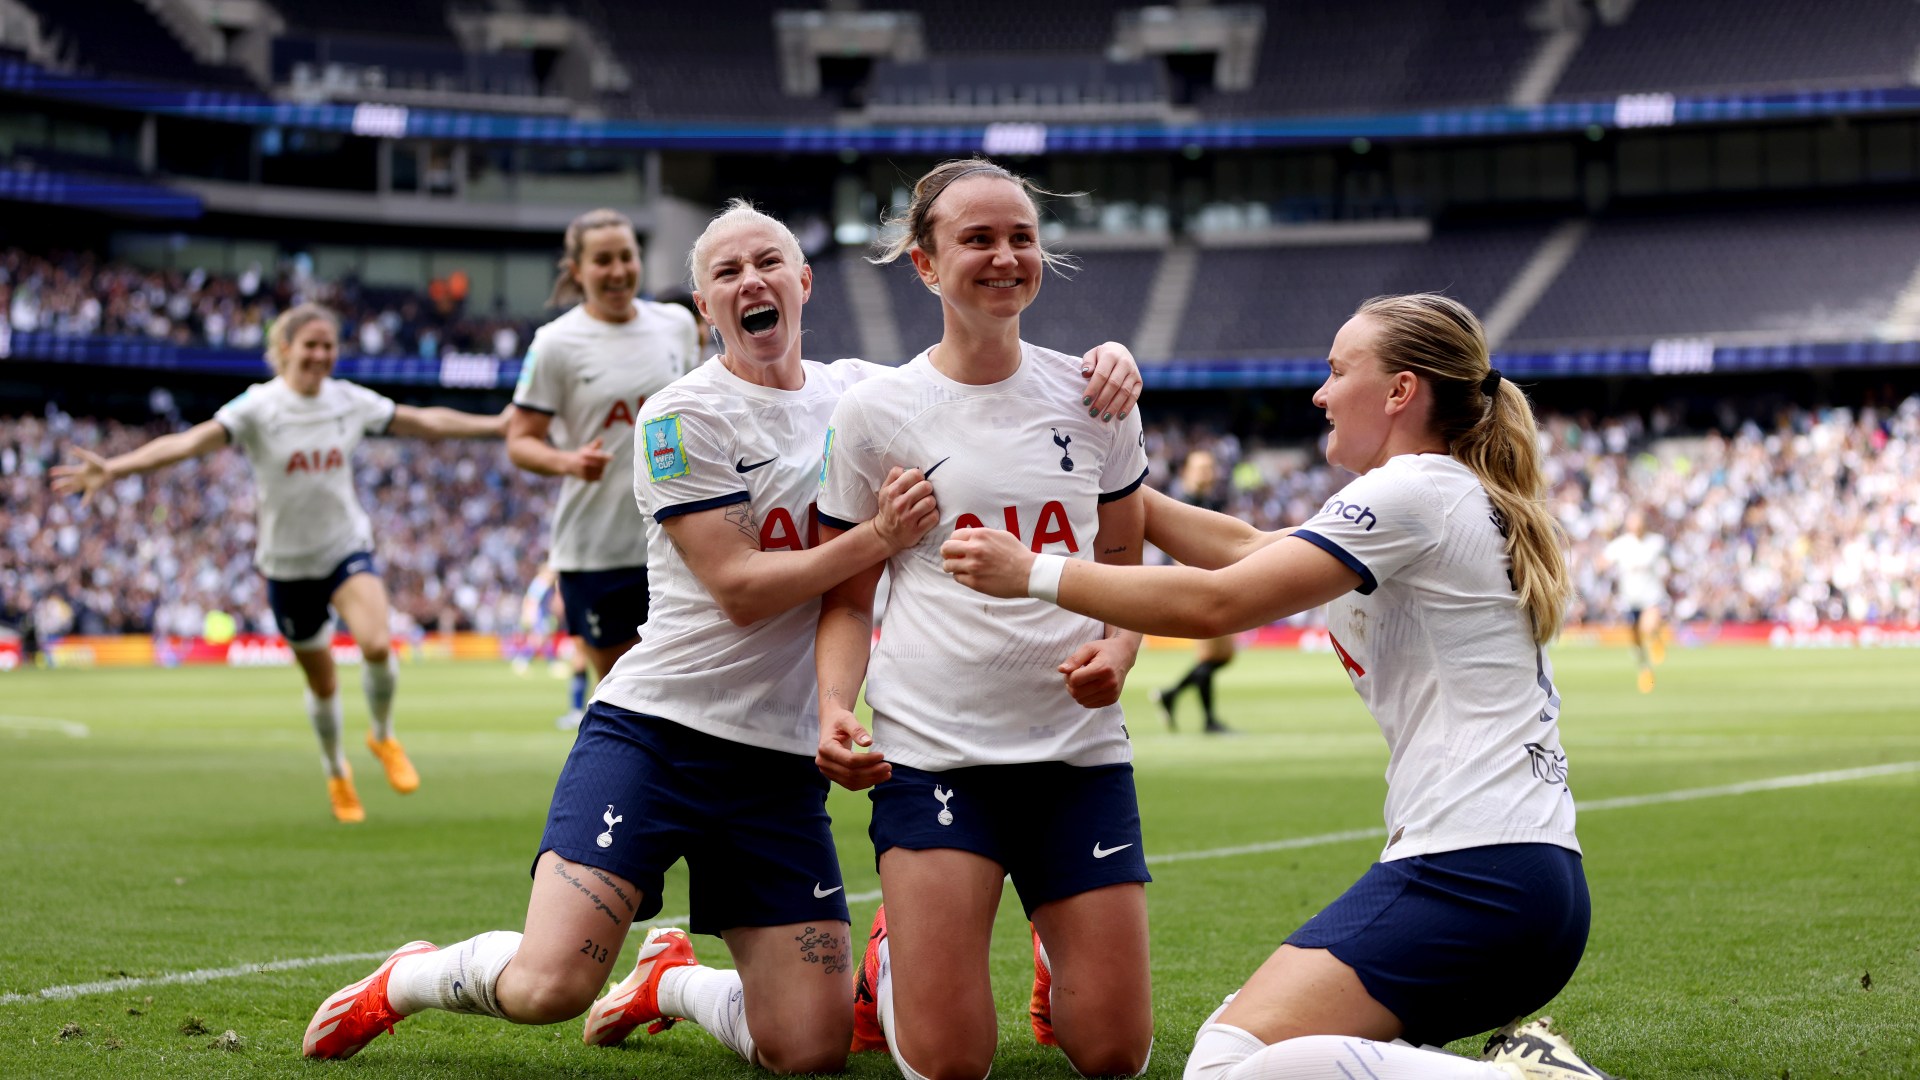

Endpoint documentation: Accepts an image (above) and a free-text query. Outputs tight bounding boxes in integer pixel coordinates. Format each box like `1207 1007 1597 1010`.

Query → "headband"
925 164 1009 213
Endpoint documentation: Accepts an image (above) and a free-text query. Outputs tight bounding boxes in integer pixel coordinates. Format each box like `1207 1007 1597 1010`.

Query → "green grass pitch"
2 644 1916 1078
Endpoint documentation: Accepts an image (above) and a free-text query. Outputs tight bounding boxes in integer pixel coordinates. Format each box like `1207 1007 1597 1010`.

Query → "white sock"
306 690 347 777
1186 1026 1504 1080
871 935 950 1080
387 930 522 1020
658 965 758 1065
363 654 398 742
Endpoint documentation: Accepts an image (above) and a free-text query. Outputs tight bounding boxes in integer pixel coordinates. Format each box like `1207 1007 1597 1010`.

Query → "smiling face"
276 317 338 396
910 175 1043 324
1311 314 1413 474
694 219 811 370
572 224 641 322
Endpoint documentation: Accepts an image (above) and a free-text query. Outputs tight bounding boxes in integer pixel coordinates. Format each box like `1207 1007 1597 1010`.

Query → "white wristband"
1027 553 1067 604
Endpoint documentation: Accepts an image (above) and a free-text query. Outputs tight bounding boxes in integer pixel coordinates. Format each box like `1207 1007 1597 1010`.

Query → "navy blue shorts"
265 551 376 645
869 761 1151 918
535 701 848 936
1285 843 1589 1045
557 566 650 648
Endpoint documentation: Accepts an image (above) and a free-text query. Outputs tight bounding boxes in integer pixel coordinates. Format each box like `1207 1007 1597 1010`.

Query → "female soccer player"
1602 509 1670 693
815 158 1154 1080
303 200 1144 1073
941 293 1614 1080
1152 447 1238 734
51 303 506 822
508 208 703 682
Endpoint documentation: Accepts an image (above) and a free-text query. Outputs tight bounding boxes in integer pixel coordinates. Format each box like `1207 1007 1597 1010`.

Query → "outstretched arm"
388 403 510 439
1142 486 1289 570
50 419 228 504
663 466 935 627
943 528 1360 639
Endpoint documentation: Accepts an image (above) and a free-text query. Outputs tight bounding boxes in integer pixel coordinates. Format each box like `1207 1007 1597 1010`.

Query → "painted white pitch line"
7 761 1916 1006
0 714 89 738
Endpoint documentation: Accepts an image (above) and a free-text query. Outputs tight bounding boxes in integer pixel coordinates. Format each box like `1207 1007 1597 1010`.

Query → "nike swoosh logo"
923 456 950 477
736 457 778 473
813 883 845 898
1091 842 1134 859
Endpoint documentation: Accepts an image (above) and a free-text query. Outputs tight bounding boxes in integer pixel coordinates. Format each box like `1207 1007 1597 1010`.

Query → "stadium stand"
1552 0 1920 98
1508 203 1920 348
579 0 835 121
1176 224 1549 355
16 0 258 89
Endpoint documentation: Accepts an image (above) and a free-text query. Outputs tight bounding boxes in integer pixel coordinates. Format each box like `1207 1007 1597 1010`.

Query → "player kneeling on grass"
943 294 1620 1080
51 304 507 823
303 200 1143 1072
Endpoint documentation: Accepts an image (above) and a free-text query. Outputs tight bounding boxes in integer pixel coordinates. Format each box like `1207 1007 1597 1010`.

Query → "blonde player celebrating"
51 303 505 822
1601 509 1670 693
509 208 702 681
815 158 1154 1080
302 200 1144 1072
942 294 1615 1080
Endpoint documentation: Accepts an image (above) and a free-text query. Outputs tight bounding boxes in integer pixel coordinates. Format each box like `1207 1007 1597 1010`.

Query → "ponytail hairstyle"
265 302 340 374
549 208 637 308
1354 293 1571 643
869 157 1077 292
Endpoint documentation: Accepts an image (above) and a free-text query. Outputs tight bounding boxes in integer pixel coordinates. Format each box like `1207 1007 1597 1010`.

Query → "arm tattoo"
587 867 637 915
824 684 846 706
794 925 850 976
725 502 759 544
551 861 622 925
1101 544 1130 556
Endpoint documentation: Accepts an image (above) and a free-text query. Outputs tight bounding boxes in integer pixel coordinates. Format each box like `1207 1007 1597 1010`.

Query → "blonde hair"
686 198 806 291
870 157 1077 291
1353 293 1571 644
549 208 637 308
266 303 340 374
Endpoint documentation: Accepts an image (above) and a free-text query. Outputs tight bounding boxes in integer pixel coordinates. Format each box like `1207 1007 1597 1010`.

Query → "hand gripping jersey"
592 356 890 755
214 377 395 580
513 302 701 572
816 343 1150 771
1292 454 1581 862
1603 531 1669 611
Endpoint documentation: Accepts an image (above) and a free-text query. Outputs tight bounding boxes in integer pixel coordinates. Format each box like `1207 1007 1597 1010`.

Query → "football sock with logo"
1186 1027 1500 1080
658 965 758 1064
363 653 398 742
386 930 521 1020
569 671 587 711
305 690 348 777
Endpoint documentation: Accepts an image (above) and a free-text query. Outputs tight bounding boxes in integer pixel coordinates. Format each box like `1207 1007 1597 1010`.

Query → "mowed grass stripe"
11 756 1913 1007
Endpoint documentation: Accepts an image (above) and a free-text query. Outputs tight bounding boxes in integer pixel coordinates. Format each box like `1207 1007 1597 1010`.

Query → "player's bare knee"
508 976 596 1025
754 1035 848 1076
1064 1041 1151 1078
358 638 391 665
898 1043 994 1080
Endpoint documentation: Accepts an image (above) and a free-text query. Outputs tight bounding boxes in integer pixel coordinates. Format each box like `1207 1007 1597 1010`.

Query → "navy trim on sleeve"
816 510 863 532
1098 465 1150 504
511 402 556 416
653 490 750 524
1292 528 1378 595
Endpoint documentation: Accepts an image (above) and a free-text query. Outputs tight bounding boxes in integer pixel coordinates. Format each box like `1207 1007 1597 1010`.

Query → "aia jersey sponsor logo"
1328 630 1366 679
601 396 648 429
954 501 1078 553
286 448 346 474
760 503 820 552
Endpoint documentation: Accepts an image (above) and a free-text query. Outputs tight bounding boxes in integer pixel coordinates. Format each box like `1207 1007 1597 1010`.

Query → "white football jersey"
1603 531 1669 611
214 376 395 580
817 343 1150 771
513 302 701 572
1293 454 1581 862
593 356 890 755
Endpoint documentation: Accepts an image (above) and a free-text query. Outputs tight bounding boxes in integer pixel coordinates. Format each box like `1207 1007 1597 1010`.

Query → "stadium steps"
1133 244 1198 363
1876 257 1920 341
841 256 905 366
1508 6 1586 106
1481 220 1588 349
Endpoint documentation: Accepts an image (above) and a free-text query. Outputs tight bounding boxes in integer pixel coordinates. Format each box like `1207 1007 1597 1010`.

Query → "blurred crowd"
0 248 535 361
4 394 1918 643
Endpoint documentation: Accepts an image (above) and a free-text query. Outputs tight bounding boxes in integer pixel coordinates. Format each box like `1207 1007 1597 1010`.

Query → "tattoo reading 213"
795 926 849 976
